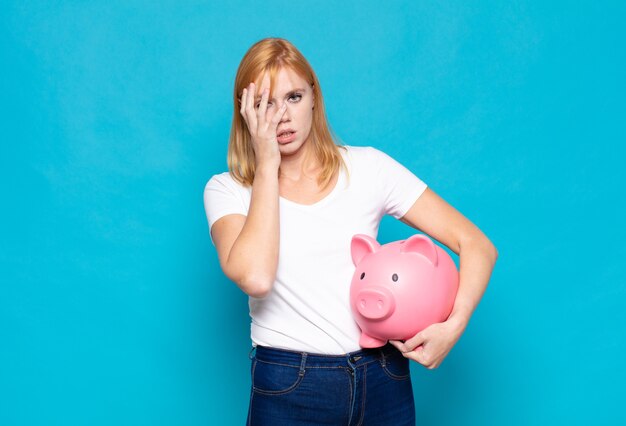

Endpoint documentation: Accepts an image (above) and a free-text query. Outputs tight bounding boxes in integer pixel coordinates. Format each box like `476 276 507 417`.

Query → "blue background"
2 1 625 425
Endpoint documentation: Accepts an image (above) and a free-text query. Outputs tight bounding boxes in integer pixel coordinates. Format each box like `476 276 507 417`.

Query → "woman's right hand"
239 80 287 170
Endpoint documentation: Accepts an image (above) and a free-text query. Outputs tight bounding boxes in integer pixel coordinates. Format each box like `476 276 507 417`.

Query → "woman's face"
254 67 315 156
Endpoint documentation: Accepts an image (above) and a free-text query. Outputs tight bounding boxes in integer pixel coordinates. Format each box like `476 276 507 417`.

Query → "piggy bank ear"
400 234 438 266
351 234 381 266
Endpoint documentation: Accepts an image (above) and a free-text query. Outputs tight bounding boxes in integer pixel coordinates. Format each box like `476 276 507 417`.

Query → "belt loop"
299 352 307 376
379 347 387 367
248 346 257 360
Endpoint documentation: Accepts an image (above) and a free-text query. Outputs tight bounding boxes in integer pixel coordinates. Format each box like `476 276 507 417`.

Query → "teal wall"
2 1 624 424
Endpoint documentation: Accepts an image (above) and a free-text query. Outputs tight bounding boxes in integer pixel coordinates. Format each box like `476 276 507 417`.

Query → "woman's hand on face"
239 80 287 170
388 318 466 370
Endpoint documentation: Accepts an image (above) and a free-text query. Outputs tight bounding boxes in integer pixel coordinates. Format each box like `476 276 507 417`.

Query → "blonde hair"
227 37 348 189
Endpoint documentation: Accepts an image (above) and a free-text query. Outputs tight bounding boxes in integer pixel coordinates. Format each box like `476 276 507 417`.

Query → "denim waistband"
250 343 399 369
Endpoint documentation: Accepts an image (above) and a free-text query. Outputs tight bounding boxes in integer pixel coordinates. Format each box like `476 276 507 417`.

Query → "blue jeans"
246 343 415 425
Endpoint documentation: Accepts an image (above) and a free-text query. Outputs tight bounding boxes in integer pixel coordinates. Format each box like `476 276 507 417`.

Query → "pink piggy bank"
350 233 459 348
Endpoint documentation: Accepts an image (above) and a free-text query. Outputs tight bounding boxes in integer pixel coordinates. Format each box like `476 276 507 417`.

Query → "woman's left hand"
388 317 467 370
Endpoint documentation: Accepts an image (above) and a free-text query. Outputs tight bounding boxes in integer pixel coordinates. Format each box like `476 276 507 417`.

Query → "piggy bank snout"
355 287 396 320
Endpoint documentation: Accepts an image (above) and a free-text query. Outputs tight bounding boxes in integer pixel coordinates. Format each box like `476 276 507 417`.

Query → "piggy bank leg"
359 332 387 348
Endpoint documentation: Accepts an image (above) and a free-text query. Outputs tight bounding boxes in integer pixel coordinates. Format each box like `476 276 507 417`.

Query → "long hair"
227 37 347 189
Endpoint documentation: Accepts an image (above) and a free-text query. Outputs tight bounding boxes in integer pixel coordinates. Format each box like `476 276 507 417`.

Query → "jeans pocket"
252 359 306 395
380 352 411 381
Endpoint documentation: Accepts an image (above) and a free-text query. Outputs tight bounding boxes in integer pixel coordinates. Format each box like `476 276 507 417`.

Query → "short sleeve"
203 173 249 246
369 147 428 219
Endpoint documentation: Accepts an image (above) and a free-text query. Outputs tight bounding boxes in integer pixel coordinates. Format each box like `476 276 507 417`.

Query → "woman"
204 37 498 425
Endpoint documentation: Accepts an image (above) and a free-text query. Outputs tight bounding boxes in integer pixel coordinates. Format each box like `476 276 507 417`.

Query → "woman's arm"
211 81 285 298
211 165 280 299
389 187 498 368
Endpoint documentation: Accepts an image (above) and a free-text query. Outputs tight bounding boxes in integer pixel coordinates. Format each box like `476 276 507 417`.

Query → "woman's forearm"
227 165 280 298
448 236 498 328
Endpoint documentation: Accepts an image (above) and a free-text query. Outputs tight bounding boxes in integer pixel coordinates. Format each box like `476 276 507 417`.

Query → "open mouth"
277 129 296 143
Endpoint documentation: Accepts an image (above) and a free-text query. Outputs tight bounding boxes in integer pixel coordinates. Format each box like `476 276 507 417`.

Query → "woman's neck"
278 143 320 182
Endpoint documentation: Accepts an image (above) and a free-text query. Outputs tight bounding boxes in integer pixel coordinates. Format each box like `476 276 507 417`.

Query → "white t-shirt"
203 145 428 354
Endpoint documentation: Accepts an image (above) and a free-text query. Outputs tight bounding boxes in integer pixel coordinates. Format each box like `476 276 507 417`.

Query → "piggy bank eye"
392 273 398 282
360 272 365 280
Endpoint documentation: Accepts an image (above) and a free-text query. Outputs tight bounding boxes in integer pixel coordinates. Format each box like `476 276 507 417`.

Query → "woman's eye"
255 94 300 109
